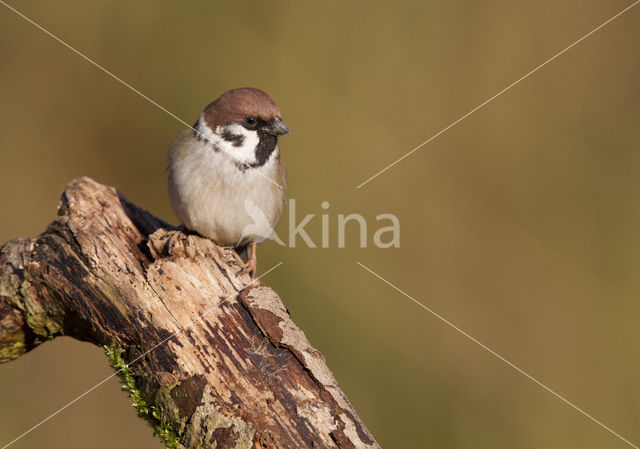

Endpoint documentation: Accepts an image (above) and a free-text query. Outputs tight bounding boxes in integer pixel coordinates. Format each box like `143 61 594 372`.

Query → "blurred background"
1 0 639 447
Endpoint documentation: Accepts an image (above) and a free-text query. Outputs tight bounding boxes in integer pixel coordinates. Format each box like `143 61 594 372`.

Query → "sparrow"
167 87 289 275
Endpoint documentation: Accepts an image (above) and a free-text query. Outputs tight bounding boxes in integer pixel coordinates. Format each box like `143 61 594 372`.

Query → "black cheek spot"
221 130 245 147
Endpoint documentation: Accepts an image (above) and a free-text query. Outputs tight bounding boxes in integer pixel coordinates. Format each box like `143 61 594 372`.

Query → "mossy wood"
0 177 379 449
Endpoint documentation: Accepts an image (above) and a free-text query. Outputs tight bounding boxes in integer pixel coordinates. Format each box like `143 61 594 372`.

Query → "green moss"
0 340 26 362
105 340 181 449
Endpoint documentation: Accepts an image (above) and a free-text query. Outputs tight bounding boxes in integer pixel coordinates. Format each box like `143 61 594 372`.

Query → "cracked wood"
0 177 380 449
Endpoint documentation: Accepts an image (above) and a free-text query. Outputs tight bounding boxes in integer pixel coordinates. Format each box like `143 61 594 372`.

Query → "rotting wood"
0 177 380 449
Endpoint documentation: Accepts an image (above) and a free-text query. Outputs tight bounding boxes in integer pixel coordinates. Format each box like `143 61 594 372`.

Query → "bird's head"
195 87 289 168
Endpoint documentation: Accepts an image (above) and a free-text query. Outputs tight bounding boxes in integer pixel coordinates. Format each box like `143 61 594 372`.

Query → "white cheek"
194 115 260 166
218 123 260 165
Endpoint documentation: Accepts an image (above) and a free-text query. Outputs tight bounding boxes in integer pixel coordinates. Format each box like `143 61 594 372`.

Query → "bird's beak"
264 118 290 136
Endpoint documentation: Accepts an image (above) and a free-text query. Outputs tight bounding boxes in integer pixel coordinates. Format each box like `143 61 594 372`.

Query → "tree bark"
0 177 379 449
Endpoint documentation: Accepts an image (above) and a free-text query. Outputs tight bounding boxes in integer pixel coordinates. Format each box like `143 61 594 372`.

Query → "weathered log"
0 177 379 449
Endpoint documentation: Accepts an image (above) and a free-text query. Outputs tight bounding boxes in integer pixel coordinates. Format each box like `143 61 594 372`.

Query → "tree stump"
0 177 379 449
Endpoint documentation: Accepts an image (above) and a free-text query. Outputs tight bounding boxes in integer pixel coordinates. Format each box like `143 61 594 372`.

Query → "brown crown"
202 87 282 130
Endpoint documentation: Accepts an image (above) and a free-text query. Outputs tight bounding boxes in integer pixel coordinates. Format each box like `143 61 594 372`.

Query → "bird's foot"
239 256 257 278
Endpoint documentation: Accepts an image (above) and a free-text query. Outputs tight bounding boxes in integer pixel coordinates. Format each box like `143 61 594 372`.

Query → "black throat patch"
253 132 278 166
233 132 278 171
231 118 279 171
195 118 279 171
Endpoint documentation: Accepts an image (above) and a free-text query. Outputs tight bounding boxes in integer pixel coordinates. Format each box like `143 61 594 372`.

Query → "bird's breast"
168 131 285 246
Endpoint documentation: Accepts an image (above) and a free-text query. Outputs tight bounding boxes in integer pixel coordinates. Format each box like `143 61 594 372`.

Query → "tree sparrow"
168 88 289 275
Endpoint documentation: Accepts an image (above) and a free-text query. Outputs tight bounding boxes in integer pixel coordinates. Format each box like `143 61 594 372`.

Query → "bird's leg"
242 241 257 276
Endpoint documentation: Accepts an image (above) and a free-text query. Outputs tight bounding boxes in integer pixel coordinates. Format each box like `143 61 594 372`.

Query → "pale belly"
182 179 283 246
168 132 285 246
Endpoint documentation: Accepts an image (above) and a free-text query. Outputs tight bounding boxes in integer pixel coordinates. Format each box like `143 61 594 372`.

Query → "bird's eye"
244 116 257 128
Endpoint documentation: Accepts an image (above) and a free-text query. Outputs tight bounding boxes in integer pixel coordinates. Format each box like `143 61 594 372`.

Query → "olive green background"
1 1 639 448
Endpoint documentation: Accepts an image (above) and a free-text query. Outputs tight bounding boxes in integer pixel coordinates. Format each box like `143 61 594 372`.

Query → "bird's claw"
239 257 257 278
